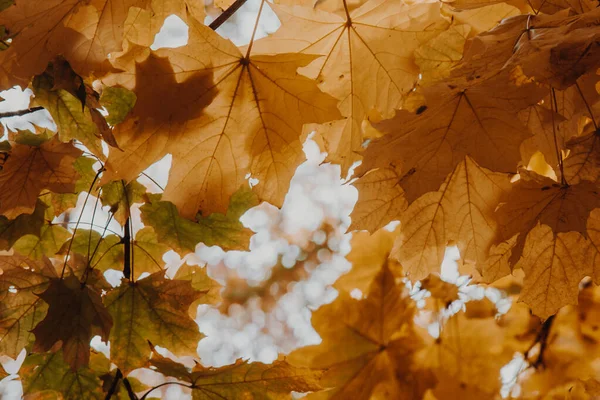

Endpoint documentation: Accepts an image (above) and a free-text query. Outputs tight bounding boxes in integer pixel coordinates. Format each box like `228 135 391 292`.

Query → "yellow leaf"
517 223 589 319
102 16 340 217
392 157 511 280
251 0 449 173
289 265 430 399
335 226 400 294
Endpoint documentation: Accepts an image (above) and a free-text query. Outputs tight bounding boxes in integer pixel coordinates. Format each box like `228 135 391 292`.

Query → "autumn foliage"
1 0 600 398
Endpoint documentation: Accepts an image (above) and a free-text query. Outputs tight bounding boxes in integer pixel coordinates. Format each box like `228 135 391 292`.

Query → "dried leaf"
32 275 113 370
0 138 82 219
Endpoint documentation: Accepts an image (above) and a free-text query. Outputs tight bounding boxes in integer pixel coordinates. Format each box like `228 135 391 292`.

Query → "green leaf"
32 74 103 156
104 271 204 373
99 86 137 126
100 179 146 225
0 199 47 251
141 186 258 255
20 350 105 400
174 264 221 314
0 256 56 357
12 128 54 146
13 224 71 260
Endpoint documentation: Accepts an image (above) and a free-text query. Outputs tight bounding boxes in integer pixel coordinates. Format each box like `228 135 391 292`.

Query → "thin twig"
104 369 123 400
140 381 193 400
0 106 45 119
208 0 249 30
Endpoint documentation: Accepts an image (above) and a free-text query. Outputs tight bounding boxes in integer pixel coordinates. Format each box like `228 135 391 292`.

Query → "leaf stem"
575 82 598 130
208 0 249 31
244 0 266 59
550 87 566 185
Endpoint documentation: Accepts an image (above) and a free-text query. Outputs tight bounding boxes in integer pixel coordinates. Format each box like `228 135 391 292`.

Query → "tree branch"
525 315 555 369
209 0 249 30
0 106 45 119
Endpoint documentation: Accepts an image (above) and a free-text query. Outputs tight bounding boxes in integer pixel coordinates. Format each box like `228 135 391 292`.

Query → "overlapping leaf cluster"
1 0 600 397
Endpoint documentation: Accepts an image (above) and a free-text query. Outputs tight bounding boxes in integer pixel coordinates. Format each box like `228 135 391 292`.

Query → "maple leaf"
102 15 341 217
349 166 407 232
564 130 600 185
31 62 107 156
100 179 146 225
0 0 155 90
251 0 449 173
510 8 600 89
334 226 400 294
99 86 137 126
355 79 538 227
0 136 82 219
147 348 323 399
62 227 167 281
478 234 518 283
13 224 71 260
0 256 57 358
516 223 589 319
414 23 471 86
20 350 105 399
31 275 113 370
0 200 47 251
495 169 600 266
104 271 205 372
289 264 430 399
427 312 514 399
140 187 258 255
174 264 222 317
390 156 511 280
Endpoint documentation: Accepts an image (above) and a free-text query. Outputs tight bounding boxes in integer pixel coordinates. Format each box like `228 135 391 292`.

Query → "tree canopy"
1 0 600 398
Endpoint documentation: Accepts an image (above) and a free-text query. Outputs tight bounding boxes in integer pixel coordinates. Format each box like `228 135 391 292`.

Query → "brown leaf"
0 0 151 90
495 169 600 266
356 81 535 215
0 137 82 219
0 255 57 358
32 275 113 370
